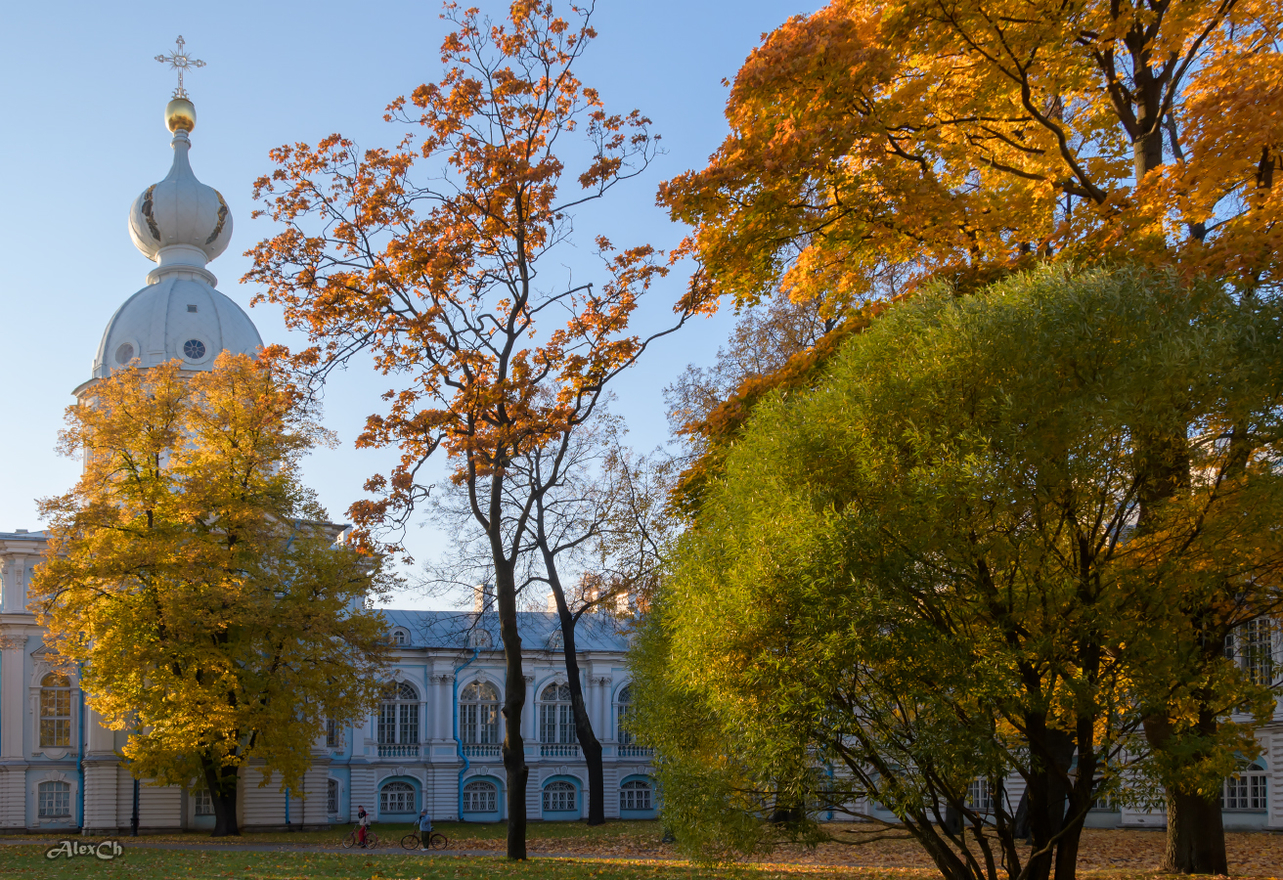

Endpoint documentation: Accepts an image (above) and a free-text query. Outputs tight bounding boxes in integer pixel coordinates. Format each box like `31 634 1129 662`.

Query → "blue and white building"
0 91 655 834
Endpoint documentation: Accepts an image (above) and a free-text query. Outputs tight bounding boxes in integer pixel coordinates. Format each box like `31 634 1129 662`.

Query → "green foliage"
633 266 1283 877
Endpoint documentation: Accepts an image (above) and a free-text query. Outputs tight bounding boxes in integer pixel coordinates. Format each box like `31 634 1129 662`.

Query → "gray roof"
379 609 631 652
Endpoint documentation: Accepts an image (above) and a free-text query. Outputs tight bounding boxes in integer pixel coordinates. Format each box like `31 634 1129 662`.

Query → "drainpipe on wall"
452 646 480 822
76 664 85 832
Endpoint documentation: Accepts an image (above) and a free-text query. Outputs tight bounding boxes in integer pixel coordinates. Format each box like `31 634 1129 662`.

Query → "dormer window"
187 304 198 313
391 627 410 646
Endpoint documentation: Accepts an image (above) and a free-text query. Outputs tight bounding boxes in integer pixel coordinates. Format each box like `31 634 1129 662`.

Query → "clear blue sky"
0 0 816 601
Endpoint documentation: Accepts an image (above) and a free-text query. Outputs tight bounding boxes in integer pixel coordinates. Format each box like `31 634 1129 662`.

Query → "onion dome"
88 99 261 382
127 115 232 268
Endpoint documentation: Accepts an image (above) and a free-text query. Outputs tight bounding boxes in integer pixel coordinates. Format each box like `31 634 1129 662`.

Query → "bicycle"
341 826 380 849
400 830 449 850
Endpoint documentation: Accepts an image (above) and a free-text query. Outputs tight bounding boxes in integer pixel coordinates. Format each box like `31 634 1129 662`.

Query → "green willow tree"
633 268 1283 880
31 354 392 837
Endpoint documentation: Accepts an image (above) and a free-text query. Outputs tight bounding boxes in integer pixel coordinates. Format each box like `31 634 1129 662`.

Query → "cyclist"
417 808 432 851
356 805 370 847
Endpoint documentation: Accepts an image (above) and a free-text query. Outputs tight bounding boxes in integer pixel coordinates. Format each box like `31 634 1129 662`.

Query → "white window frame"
460 681 501 757
194 789 214 816
377 681 420 756
463 779 498 813
1222 759 1268 811
542 780 577 813
380 780 416 814
539 683 578 757
620 779 653 811
327 779 339 815
38 781 72 819
39 674 73 749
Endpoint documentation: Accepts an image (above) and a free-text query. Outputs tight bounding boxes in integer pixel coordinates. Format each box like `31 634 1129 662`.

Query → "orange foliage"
246 2 691 550
661 0 1283 311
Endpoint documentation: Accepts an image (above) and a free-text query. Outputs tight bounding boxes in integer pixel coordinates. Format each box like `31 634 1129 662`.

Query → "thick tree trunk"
1143 710 1229 874
1163 787 1228 875
202 757 240 837
494 558 529 859
1022 722 1074 880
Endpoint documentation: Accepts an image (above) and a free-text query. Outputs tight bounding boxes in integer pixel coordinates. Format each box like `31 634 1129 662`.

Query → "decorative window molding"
30 771 75 825
28 651 78 758
467 628 493 649
391 627 411 647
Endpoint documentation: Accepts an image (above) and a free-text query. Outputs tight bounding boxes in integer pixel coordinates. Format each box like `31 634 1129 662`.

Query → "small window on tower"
183 339 206 360
187 304 198 313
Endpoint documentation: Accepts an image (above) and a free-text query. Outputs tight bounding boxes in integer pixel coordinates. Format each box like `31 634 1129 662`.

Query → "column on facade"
438 674 453 742
522 675 535 744
0 635 26 760
0 634 28 829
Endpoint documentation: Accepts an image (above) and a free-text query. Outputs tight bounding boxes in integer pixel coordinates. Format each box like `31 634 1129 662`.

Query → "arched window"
379 780 415 814
542 780 576 812
616 686 651 757
1223 758 1268 811
539 683 577 757
37 781 71 818
460 681 501 757
327 779 339 815
468 629 493 648
377 682 419 757
620 779 653 812
39 674 72 748
391 628 409 646
463 779 498 813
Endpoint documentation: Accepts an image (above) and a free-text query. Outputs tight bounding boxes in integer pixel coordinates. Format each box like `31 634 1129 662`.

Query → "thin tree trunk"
494 557 529 859
544 562 606 824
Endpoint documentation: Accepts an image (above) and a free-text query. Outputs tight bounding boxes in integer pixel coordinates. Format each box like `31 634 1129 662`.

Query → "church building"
0 82 655 833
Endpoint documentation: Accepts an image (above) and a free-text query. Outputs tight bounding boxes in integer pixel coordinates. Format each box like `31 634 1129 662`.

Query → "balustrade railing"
462 743 502 758
540 742 580 758
377 743 420 758
618 744 653 758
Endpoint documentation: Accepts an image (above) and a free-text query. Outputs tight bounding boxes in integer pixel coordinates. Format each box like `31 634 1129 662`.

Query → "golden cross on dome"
155 36 205 99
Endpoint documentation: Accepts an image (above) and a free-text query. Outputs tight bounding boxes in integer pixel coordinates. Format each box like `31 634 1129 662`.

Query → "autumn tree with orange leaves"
246 1 695 858
660 2 1282 872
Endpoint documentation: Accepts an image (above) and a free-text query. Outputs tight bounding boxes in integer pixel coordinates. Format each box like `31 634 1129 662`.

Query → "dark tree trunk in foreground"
546 569 606 825
494 555 529 859
1144 709 1229 875
202 756 240 837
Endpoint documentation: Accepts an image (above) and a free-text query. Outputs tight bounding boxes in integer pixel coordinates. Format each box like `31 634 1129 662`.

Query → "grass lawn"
4 824 1278 878
0 847 891 880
